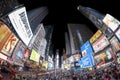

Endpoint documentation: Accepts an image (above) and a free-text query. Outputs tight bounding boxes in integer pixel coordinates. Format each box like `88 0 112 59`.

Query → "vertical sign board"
79 41 95 68
8 6 33 46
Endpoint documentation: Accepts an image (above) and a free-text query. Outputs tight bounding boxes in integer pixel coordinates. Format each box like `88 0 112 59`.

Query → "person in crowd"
0 74 3 80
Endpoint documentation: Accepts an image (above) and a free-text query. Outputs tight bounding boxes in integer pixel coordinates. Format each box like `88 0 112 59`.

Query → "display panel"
12 41 26 66
92 34 109 53
79 41 95 68
8 6 33 46
115 28 120 40
89 30 102 44
94 47 114 68
30 49 40 62
103 14 120 32
24 48 30 59
110 36 120 52
102 25 113 39
0 21 12 51
1 33 19 56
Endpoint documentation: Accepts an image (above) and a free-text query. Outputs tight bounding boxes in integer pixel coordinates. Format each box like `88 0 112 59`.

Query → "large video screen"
94 47 114 68
8 6 33 46
79 41 95 68
110 36 120 52
12 41 26 66
24 48 30 59
92 34 109 53
1 33 19 56
103 14 120 32
103 27 113 39
0 21 12 51
30 49 40 62
115 28 120 41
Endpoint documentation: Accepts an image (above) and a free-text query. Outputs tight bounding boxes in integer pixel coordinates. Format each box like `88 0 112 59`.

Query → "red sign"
1 34 19 56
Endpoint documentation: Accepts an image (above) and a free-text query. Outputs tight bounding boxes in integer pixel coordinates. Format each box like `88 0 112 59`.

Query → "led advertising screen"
101 25 113 39
92 34 109 53
94 52 106 67
94 47 114 68
115 28 120 40
1 33 19 56
103 14 120 32
79 41 95 68
89 30 102 44
8 6 33 46
12 41 26 66
30 49 40 62
24 48 30 59
110 36 120 52
0 21 12 51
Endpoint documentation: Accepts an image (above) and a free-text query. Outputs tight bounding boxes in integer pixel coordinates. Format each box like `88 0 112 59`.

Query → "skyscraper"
44 25 54 61
65 32 71 57
55 49 59 69
67 24 93 55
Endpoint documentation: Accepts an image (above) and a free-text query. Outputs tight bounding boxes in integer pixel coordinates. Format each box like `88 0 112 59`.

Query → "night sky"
18 0 120 55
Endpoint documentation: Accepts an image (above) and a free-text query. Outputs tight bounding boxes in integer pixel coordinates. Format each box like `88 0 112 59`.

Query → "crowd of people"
0 61 17 80
80 63 120 80
37 62 120 80
0 60 120 80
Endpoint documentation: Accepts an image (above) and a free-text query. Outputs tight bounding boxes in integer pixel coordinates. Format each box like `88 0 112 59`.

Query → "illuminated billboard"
79 41 95 68
24 48 30 59
30 49 40 62
1 33 19 56
12 41 26 66
115 28 120 40
8 6 33 46
92 34 109 53
89 30 102 44
103 14 120 32
0 21 12 51
110 36 120 52
94 47 114 68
